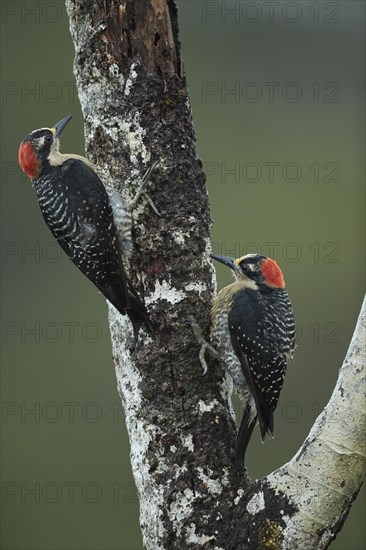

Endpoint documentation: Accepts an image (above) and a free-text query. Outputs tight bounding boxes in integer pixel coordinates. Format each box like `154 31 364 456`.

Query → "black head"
210 253 285 289
18 115 73 180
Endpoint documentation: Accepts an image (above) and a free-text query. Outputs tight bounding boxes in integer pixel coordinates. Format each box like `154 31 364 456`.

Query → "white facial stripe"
235 253 258 265
30 127 53 136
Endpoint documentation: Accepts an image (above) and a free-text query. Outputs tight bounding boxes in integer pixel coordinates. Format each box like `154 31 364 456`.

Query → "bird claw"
130 160 160 215
199 342 209 375
142 191 161 217
189 316 220 375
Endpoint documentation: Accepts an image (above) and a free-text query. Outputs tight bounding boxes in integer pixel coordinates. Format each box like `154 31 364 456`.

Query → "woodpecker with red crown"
210 253 296 469
18 115 155 341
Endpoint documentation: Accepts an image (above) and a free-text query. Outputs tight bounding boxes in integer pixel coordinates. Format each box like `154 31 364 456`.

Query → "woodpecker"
18 115 154 340
210 253 296 469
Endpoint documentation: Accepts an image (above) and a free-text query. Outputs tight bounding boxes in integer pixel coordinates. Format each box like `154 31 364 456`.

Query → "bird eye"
241 263 252 274
46 135 53 143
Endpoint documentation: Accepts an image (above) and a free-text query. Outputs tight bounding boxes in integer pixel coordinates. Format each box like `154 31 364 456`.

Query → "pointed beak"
52 115 73 137
210 254 236 271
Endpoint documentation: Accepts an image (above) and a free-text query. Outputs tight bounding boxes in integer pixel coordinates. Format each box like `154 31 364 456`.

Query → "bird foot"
129 160 160 216
189 316 221 375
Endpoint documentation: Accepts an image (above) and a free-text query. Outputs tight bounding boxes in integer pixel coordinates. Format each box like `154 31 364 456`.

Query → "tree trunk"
65 1 365 548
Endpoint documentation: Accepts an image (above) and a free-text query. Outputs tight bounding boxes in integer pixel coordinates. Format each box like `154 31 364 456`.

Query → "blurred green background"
1 1 364 549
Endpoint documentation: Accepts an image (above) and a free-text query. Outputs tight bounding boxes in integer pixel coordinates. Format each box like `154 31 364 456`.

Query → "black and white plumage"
18 115 154 339
211 253 296 469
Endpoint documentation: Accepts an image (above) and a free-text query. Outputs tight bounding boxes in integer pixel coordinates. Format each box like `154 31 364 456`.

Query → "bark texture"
65 1 365 549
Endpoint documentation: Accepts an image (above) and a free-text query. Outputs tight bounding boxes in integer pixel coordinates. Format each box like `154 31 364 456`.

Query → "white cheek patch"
50 138 59 153
47 139 62 164
38 136 46 148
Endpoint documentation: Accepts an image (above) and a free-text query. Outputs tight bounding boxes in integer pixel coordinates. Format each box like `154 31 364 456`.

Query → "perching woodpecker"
211 253 296 469
18 115 154 340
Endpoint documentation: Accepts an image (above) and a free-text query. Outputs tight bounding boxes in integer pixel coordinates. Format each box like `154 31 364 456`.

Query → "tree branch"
264 295 365 549
66 1 365 548
188 297 365 548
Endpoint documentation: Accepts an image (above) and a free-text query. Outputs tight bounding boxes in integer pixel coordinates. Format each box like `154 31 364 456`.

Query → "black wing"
54 159 130 312
228 287 294 441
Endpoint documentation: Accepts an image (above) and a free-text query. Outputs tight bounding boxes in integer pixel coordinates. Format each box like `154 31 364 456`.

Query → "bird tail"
256 399 274 442
127 286 155 342
235 403 257 470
